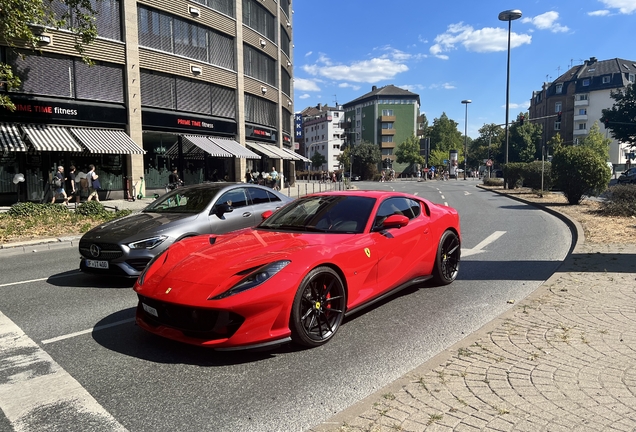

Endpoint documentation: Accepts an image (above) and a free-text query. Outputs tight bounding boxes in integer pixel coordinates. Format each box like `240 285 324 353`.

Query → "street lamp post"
461 100 471 180
498 9 522 165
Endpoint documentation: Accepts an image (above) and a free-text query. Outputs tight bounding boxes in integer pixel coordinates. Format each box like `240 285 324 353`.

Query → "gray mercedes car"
79 182 293 277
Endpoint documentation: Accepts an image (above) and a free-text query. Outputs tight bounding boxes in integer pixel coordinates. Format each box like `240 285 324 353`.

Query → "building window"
381 122 394 129
243 45 276 86
242 0 276 42
555 102 562 113
356 120 360 127
555 83 563 94
554 122 561 131
629 74 635 83
578 123 587 130
382 109 394 116
582 79 590 86
191 0 235 17
602 76 611 84
576 94 588 101
356 108 360 114
578 108 587 115
381 136 394 143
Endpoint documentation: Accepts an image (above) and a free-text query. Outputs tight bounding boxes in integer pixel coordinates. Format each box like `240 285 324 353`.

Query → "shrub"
8 202 69 218
482 178 504 187
75 201 111 218
522 161 553 190
502 163 525 189
599 185 636 217
551 146 611 204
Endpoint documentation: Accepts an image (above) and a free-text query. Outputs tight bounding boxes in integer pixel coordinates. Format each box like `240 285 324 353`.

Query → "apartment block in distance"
0 0 299 204
343 85 420 174
529 57 636 171
297 103 344 172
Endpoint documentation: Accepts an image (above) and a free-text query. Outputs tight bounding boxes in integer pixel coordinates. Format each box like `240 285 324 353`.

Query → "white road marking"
461 231 506 257
0 312 128 431
0 272 82 288
464 191 471 195
41 318 135 345
440 195 445 199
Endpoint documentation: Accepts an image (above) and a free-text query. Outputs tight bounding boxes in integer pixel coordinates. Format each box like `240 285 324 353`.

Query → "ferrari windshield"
143 185 224 214
259 195 376 234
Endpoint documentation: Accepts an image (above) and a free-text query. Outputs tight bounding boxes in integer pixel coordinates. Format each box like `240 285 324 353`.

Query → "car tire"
290 266 346 347
432 230 460 286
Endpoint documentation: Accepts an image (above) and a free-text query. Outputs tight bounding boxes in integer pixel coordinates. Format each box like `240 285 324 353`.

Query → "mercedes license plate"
86 259 109 269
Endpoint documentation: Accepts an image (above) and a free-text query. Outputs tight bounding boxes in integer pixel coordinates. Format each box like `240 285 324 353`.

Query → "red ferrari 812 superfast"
134 190 461 350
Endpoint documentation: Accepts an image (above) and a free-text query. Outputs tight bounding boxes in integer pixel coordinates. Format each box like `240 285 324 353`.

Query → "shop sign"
1 97 127 126
142 109 237 135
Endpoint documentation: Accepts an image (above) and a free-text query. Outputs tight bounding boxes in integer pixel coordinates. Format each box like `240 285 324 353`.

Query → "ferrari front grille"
137 295 244 340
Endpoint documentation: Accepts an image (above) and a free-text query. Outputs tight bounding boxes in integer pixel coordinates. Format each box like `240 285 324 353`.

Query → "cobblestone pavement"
311 215 636 431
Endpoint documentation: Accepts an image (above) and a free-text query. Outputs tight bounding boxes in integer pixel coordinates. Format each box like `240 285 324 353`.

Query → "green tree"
551 145 611 204
428 149 448 170
310 151 327 170
395 135 424 166
337 145 352 172
601 83 636 148
470 123 504 166
509 112 542 162
578 122 611 161
1 0 98 110
351 141 382 180
428 112 462 154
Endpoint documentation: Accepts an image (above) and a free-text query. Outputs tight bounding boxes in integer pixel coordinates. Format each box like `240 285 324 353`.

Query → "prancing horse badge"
364 248 371 258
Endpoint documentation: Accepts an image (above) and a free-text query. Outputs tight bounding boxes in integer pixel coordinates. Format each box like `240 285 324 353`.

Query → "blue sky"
291 0 636 138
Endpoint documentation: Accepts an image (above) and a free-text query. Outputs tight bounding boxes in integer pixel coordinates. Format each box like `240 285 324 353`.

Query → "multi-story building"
297 103 344 172
0 0 298 204
529 57 635 171
342 85 420 173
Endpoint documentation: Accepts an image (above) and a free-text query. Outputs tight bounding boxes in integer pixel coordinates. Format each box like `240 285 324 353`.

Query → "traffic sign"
430 166 436 172
486 159 493 167
443 159 448 164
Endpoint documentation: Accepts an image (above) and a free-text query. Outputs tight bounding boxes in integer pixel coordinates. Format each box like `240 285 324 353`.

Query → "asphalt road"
0 179 571 432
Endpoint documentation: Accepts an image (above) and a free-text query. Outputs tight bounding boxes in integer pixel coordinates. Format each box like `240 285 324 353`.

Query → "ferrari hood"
139 229 350 300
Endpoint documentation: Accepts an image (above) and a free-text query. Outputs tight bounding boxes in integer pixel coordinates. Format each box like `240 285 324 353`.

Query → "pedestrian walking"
86 164 101 202
50 166 69 205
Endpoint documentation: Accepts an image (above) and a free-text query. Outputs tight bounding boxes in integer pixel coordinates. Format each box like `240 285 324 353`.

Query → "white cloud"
588 9 611 15
430 22 531 58
429 83 456 90
521 11 569 33
305 51 313 57
399 84 426 92
299 94 310 100
294 78 321 92
301 54 409 83
338 83 361 91
507 102 531 110
599 0 636 14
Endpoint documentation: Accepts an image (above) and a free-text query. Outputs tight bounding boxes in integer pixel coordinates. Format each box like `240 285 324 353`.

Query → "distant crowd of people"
50 164 101 205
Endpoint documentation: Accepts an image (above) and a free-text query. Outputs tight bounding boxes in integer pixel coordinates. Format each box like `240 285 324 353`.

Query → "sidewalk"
0 181 341 252
310 196 636 431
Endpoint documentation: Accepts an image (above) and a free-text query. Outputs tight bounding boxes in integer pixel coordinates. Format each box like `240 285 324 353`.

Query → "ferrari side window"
375 198 415 228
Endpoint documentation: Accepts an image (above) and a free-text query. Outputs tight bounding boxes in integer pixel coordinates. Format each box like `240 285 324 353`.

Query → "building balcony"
380 129 395 136
380 142 396 149
574 99 589 107
379 115 396 122
573 128 588 136
573 114 588 122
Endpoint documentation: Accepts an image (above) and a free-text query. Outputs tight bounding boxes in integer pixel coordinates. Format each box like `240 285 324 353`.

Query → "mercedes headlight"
128 235 168 250
211 260 291 300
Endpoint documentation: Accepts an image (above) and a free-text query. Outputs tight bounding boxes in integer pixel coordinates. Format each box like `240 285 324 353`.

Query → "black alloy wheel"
432 230 460 285
290 266 346 347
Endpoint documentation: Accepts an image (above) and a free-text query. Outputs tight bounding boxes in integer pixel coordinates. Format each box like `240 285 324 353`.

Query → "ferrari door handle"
242 212 252 218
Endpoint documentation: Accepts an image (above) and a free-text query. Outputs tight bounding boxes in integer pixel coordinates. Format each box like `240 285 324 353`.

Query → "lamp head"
498 9 522 21
461 100 472 104
13 173 25 184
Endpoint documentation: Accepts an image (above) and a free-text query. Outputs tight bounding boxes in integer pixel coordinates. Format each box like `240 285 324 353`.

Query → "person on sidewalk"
68 165 80 205
86 164 101 202
50 166 69 205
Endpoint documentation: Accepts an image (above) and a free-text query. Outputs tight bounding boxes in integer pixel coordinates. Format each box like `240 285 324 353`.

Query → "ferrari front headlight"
128 235 168 250
211 260 291 300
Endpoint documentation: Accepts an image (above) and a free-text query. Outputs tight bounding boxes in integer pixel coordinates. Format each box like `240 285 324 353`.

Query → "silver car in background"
79 182 293 277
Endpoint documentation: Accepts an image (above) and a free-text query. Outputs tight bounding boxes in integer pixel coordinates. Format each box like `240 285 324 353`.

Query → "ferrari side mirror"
382 214 409 229
261 210 273 220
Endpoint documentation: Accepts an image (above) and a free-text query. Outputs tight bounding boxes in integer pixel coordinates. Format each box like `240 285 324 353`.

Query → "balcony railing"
379 115 396 122
574 99 589 106
573 114 588 121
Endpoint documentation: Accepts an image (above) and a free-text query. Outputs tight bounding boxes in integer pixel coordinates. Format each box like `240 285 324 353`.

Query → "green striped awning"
0 123 27 152
21 124 83 152
70 128 145 154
